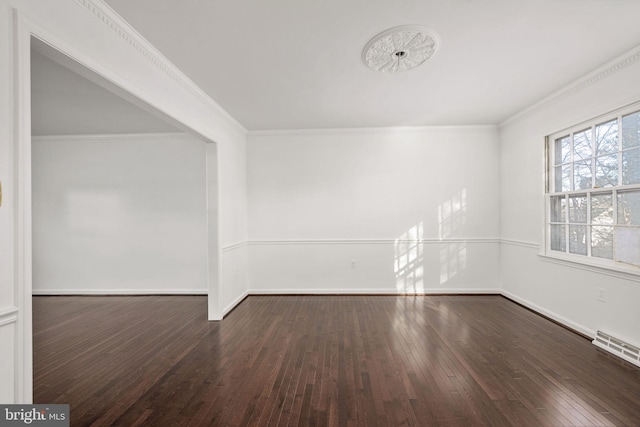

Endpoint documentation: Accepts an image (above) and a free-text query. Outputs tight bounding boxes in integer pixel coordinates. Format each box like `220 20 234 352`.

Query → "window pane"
569 225 588 255
591 193 613 225
550 224 566 251
622 111 640 149
555 164 571 192
622 148 640 185
555 136 570 165
573 160 592 190
618 190 640 226
595 119 619 155
594 154 618 187
614 227 640 266
550 196 566 222
573 129 592 160
568 194 587 223
591 226 613 259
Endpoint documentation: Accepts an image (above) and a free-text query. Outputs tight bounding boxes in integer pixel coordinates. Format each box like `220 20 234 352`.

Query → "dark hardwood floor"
33 295 640 426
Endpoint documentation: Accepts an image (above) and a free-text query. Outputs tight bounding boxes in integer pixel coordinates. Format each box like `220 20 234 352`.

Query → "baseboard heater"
593 330 640 368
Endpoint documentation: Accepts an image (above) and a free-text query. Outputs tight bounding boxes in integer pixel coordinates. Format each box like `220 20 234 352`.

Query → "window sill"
538 252 640 282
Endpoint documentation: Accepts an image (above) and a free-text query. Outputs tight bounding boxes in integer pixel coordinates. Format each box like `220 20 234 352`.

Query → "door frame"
10 5 224 403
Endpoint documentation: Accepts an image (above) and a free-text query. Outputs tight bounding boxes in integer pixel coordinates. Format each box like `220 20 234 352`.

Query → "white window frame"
543 102 640 278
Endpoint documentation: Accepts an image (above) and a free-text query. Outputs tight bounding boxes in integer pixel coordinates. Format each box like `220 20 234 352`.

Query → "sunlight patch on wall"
395 222 424 293
439 189 467 285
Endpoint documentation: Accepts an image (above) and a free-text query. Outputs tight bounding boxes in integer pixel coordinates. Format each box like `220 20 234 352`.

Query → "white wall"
499 46 640 343
31 133 208 294
247 127 500 293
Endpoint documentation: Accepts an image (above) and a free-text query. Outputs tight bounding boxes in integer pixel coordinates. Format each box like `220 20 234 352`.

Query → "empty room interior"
2 0 640 425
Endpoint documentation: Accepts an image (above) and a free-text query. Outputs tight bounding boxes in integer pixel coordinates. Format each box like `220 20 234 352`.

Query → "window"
546 104 640 272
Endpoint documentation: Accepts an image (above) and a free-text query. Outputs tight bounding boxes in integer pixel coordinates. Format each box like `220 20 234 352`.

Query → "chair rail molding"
0 307 19 327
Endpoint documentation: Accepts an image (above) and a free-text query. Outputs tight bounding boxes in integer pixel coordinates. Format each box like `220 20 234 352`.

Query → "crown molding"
248 124 498 138
73 0 247 135
31 289 208 295
32 132 193 142
501 45 640 127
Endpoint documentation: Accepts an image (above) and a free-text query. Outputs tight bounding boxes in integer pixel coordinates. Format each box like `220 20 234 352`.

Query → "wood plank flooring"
33 295 640 426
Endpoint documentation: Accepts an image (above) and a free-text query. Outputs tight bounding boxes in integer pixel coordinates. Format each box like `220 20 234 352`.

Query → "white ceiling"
102 0 640 131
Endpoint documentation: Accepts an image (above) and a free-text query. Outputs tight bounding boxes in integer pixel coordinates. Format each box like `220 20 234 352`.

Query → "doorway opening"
29 36 219 404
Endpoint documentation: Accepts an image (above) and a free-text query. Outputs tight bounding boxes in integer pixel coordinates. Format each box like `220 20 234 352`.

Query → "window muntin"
546 105 640 271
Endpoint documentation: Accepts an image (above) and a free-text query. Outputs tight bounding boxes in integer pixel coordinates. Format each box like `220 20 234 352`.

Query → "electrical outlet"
597 288 606 303
350 259 356 269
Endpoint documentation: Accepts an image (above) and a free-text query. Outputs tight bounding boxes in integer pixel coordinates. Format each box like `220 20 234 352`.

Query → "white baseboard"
222 290 250 317
500 290 595 338
32 288 593 342
32 289 208 295
250 288 397 295
248 288 501 295
217 288 501 320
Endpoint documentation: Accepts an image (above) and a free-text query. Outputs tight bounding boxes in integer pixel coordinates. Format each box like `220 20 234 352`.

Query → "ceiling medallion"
363 25 440 73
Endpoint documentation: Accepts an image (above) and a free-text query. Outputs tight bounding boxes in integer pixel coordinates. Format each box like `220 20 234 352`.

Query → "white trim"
249 288 501 295
222 241 249 252
72 0 246 135
501 44 640 127
31 132 191 142
0 307 19 327
14 9 34 404
206 143 222 321
249 288 400 295
500 290 595 339
540 101 640 280
500 239 539 249
539 253 640 282
547 183 640 197
222 289 249 317
248 238 500 246
248 124 498 137
32 289 208 295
